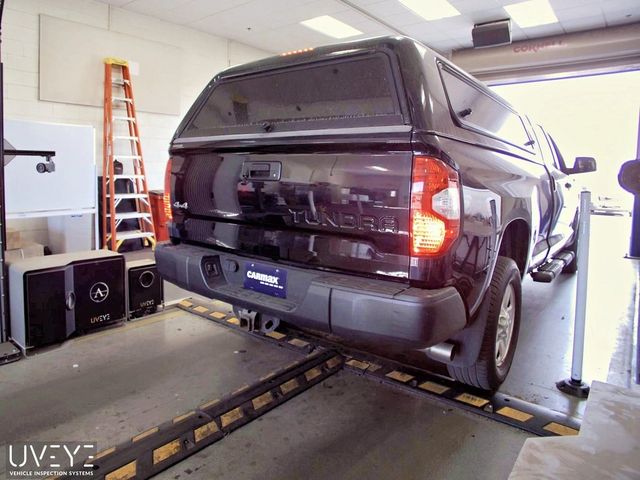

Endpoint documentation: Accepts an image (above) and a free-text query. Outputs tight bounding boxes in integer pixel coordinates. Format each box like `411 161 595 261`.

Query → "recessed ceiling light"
300 15 363 39
398 0 460 21
504 0 558 28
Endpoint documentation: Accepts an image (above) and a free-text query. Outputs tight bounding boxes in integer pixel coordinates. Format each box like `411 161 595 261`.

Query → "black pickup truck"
156 36 596 390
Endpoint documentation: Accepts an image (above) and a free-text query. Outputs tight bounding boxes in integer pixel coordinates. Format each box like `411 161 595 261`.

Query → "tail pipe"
425 342 456 363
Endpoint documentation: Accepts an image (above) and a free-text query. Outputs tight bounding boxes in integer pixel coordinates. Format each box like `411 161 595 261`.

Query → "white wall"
2 0 271 245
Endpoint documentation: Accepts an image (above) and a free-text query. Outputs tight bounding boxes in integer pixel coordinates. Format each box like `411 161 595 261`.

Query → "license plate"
243 262 287 299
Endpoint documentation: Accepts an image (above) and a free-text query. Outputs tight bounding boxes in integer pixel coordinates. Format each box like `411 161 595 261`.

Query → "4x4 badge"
173 201 188 209
90 282 109 303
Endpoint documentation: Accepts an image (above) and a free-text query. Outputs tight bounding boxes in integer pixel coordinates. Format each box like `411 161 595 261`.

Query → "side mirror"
567 156 597 174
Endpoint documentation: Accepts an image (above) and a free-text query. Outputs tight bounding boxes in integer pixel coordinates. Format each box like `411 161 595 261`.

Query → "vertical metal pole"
0 65 6 344
630 196 640 258
0 1 22 362
571 190 591 382
557 190 591 397
0 0 7 343
636 108 640 162
0 0 21 363
630 110 640 258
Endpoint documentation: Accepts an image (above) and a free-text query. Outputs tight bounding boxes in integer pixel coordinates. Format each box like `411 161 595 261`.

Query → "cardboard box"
6 228 21 250
6 242 45 263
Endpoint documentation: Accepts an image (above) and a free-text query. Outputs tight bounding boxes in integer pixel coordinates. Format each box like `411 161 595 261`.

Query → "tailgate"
170 147 413 280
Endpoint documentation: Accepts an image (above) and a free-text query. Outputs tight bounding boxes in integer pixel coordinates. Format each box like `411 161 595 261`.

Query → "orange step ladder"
102 57 156 251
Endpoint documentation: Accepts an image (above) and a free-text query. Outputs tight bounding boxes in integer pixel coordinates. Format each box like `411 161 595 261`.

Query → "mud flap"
442 293 491 368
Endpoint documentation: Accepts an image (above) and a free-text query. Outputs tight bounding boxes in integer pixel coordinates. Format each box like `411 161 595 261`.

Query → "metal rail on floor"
58 299 581 479
58 348 343 480
179 298 581 438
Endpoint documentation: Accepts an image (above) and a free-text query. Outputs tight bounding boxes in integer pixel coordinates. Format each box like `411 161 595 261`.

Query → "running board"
531 251 575 283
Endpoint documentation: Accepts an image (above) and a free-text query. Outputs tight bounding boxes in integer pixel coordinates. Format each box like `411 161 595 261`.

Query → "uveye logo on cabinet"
89 282 109 303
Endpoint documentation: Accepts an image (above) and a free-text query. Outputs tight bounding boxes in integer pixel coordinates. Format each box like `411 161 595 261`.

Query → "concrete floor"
159 372 529 480
0 312 301 469
0 310 531 480
0 214 636 479
502 214 637 417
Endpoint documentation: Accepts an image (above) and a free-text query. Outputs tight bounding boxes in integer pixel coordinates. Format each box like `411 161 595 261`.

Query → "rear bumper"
156 243 467 352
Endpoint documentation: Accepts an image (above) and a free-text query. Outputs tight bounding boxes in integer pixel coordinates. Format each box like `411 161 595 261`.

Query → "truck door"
534 125 578 255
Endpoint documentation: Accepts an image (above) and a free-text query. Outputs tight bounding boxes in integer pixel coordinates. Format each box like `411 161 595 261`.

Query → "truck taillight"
163 158 173 221
410 156 460 256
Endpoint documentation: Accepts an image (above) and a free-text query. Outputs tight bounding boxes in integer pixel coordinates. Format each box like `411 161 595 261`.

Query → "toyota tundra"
156 36 596 390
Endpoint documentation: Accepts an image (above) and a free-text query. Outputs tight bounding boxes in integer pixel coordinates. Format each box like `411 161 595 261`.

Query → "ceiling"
98 0 640 54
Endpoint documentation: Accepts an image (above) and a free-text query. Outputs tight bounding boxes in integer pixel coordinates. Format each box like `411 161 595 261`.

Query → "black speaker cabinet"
127 259 163 319
9 250 126 350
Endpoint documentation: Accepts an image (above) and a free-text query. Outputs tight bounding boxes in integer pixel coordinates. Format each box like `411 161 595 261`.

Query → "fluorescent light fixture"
398 0 460 21
300 15 363 39
504 0 558 28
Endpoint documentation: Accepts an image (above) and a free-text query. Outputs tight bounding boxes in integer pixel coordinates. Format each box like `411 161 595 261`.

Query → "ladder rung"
107 193 148 199
113 230 155 241
113 136 139 141
113 155 141 160
107 212 152 220
112 79 130 86
113 116 135 122
113 174 145 180
112 97 132 103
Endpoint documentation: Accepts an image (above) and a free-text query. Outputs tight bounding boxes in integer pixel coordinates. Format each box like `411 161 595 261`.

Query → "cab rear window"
181 54 404 137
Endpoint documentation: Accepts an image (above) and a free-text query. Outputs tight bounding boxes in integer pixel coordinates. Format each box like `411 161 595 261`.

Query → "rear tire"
447 256 521 391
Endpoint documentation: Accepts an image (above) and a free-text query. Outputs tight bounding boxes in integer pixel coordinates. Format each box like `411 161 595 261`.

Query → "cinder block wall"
2 0 270 245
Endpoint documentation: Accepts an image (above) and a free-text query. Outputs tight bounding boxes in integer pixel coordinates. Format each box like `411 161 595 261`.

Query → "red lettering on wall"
512 39 565 54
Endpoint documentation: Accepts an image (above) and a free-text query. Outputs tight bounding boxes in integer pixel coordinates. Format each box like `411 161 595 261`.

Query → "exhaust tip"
424 342 456 363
